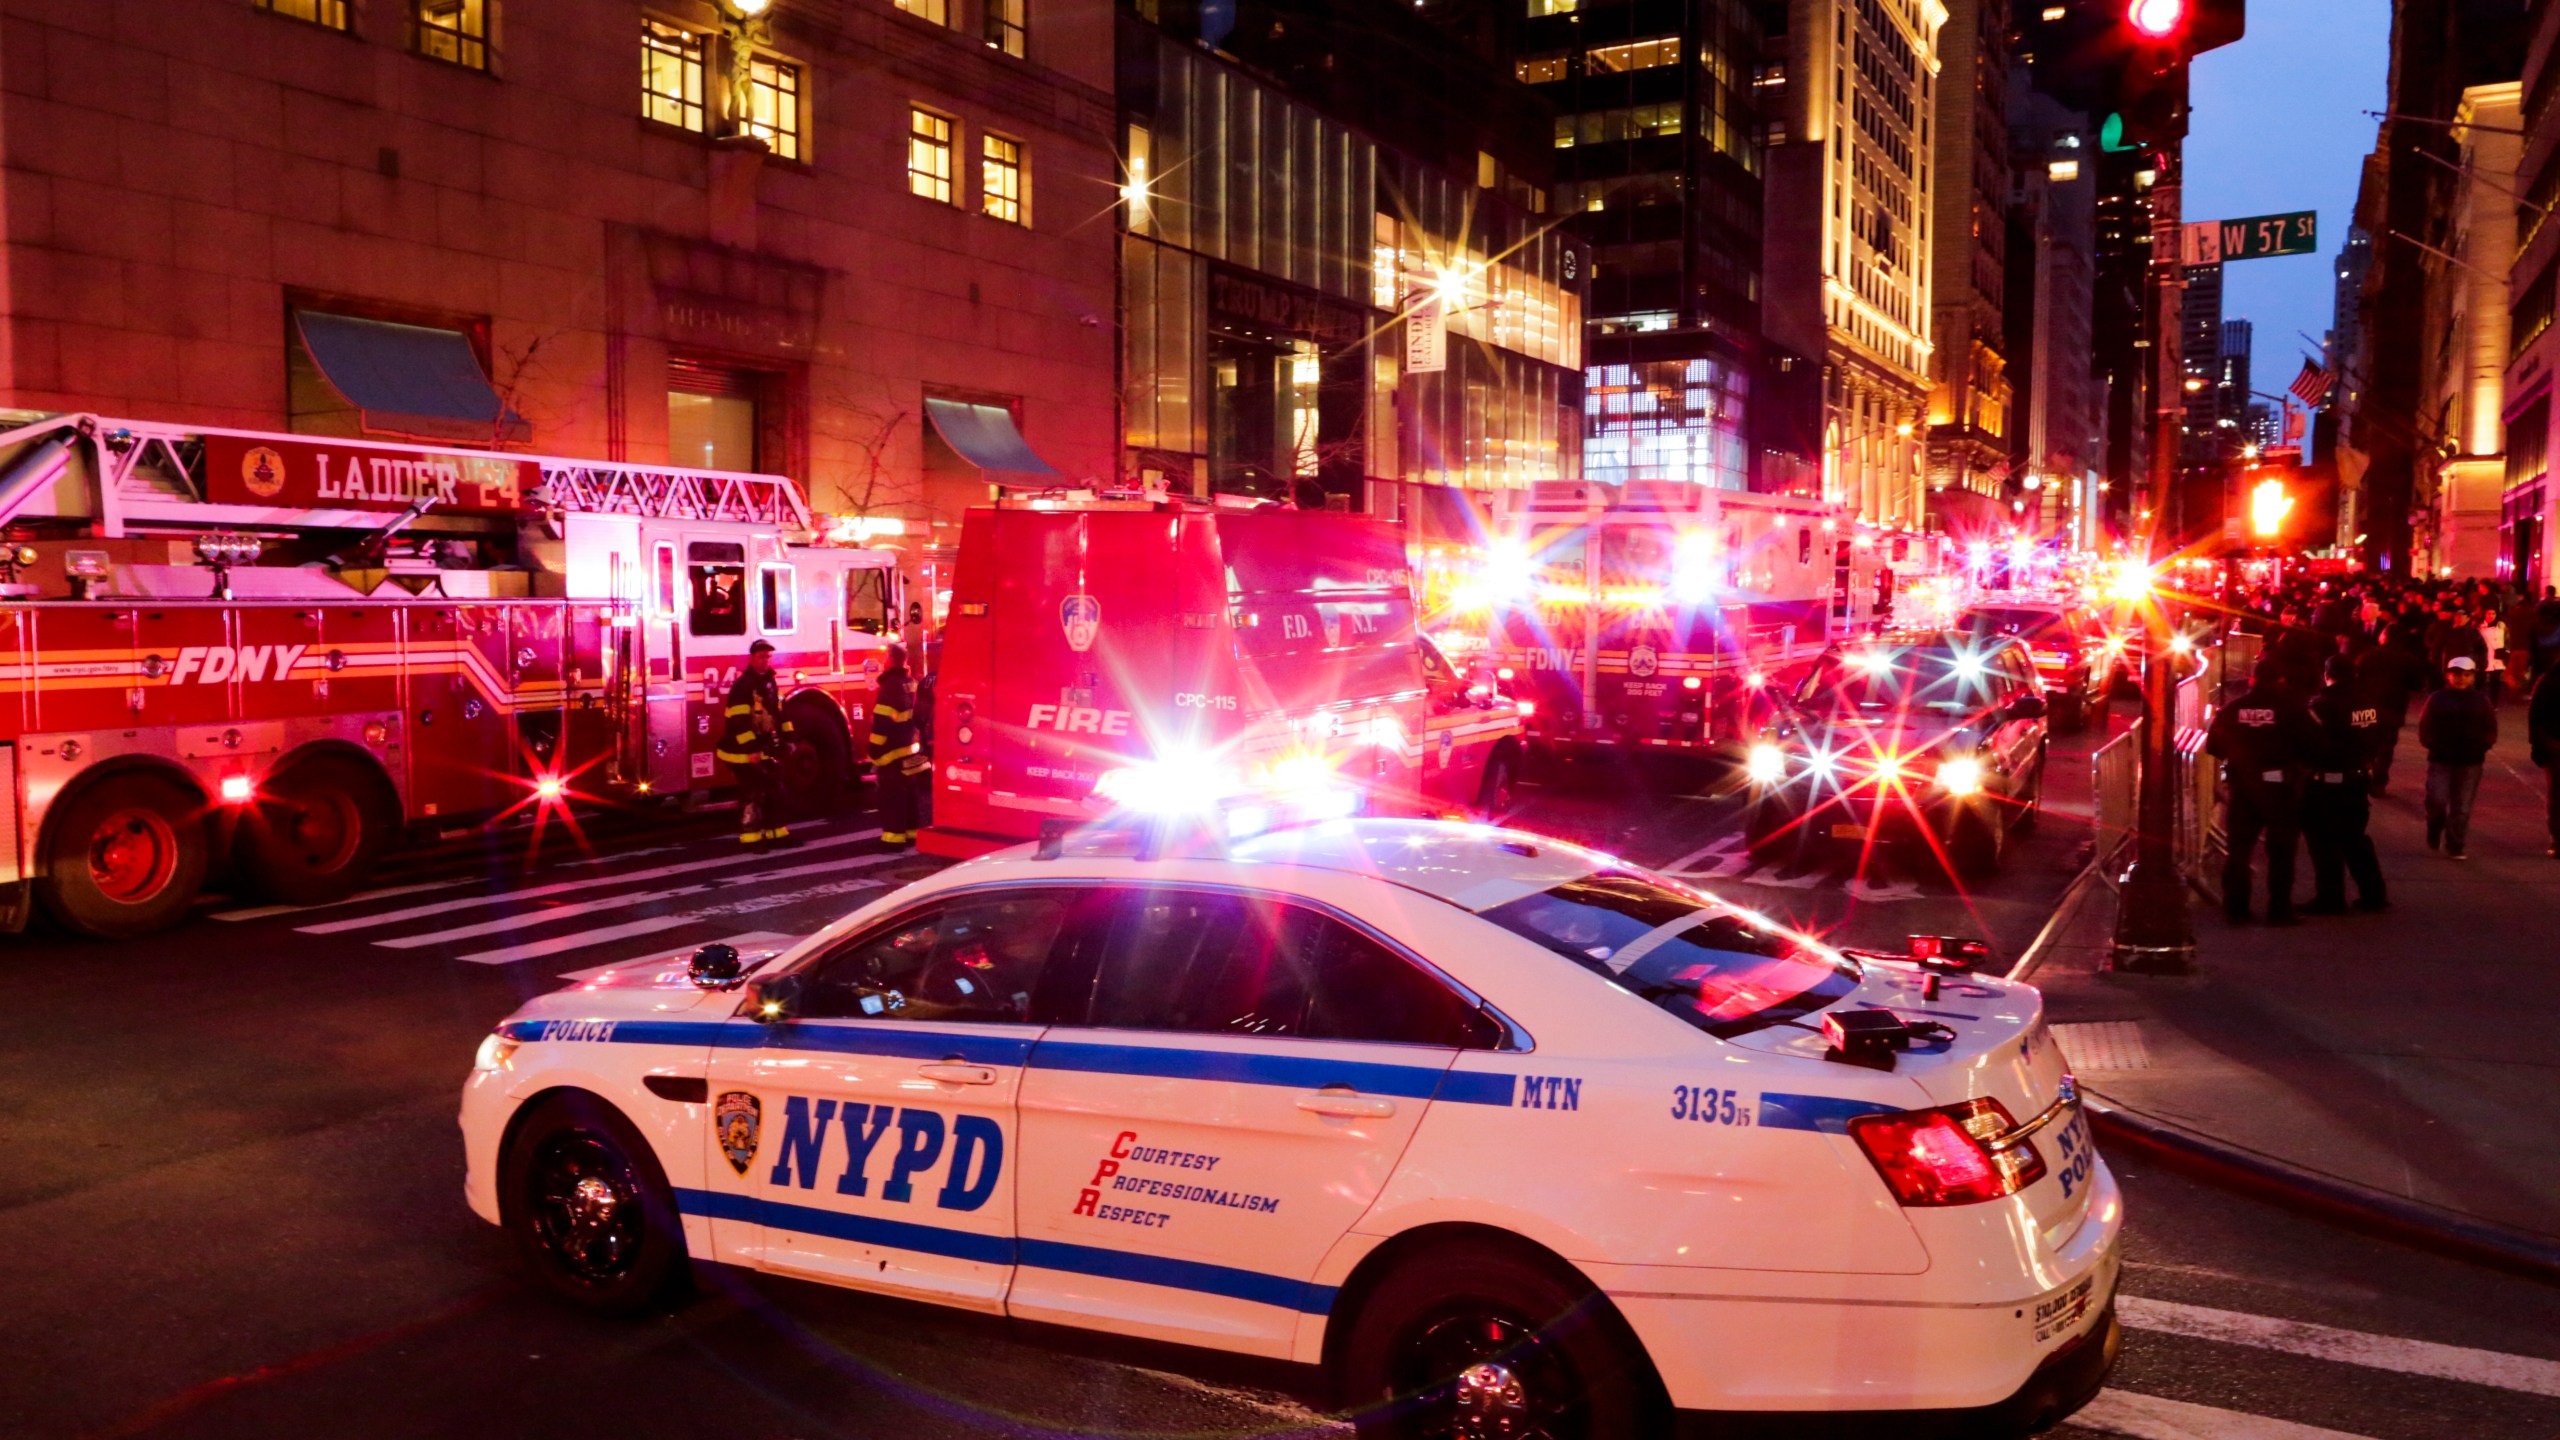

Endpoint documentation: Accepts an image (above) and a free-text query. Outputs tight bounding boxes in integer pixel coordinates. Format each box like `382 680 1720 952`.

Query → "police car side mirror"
689 942 744 989
2009 693 2049 721
744 973 802 1023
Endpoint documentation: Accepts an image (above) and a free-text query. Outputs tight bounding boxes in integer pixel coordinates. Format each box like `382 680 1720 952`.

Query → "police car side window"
1082 890 1496 1049
797 892 1076 1024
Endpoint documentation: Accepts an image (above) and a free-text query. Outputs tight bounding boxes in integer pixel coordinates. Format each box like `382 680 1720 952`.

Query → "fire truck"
922 501 1526 858
0 413 900 939
1480 481 1849 761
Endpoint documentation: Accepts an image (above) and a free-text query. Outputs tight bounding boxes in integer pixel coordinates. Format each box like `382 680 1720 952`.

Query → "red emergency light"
2127 0 2184 39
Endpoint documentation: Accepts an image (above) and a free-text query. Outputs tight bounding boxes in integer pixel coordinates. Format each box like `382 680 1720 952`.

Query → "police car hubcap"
1405 1311 1581 1440
531 1136 641 1281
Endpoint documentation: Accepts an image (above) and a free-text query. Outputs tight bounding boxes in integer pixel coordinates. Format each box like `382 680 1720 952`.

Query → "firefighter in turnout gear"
870 644 926 849
718 639 795 844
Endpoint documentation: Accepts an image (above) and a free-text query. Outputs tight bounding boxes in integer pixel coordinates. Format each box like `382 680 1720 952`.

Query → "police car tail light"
1848 1098 2045 1206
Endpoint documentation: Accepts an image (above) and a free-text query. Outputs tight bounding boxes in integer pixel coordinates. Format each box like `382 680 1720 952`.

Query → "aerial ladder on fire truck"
0 412 901 939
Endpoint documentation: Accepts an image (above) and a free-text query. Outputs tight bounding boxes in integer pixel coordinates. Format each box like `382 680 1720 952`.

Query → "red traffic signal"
2127 0 2186 39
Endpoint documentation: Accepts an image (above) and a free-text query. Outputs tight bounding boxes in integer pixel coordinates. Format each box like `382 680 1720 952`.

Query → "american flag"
2288 358 2335 409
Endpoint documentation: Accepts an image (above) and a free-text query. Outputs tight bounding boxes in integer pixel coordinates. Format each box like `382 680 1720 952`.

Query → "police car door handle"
917 1062 999 1085
1297 1090 1397 1119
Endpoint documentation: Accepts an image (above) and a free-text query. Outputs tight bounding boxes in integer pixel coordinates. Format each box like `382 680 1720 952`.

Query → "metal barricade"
2091 719 2142 888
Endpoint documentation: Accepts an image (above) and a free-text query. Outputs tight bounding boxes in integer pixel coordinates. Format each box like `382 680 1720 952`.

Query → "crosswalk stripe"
556 932 802 983
2121 1295 2560 1399
452 853 911 965
2071 1389 2374 1440
377 879 733 949
296 830 882 935
209 877 476 922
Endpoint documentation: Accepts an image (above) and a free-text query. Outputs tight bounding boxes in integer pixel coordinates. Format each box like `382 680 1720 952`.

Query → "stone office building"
0 0 1121 551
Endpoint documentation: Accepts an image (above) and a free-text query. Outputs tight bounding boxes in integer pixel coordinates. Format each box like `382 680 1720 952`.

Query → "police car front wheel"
501 1094 690 1314
1337 1244 1667 1440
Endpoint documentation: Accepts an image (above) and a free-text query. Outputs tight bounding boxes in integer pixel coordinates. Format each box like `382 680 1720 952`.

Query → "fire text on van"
1027 704 1134 735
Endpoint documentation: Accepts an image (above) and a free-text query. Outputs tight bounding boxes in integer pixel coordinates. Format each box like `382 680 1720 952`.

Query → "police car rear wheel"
39 771 209 940
1339 1246 1665 1440
503 1096 689 1313
237 754 397 906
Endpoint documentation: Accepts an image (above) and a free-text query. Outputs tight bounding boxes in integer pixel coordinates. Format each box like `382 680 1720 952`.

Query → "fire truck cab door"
674 535 757 787
638 536 689 795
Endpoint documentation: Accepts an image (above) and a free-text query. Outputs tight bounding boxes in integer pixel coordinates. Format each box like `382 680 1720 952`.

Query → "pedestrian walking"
2304 654 2388 913
2355 620 2431 795
716 639 795 845
2418 656 2498 859
2481 610 2510 709
2532 660 2560 858
868 644 928 850
2206 657 2323 925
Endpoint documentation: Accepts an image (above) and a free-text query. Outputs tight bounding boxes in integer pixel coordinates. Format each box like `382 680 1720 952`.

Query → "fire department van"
922 503 1525 858
1483 482 1840 762
0 413 899 939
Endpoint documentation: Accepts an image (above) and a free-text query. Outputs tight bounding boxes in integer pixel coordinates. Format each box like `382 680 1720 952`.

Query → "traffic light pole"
2111 104 2198 975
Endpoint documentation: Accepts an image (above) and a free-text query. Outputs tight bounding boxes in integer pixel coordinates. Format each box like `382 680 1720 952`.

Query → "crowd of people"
2203 571 2560 925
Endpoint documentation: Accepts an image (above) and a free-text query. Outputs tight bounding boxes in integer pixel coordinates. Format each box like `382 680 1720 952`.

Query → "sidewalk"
2028 727 2560 1243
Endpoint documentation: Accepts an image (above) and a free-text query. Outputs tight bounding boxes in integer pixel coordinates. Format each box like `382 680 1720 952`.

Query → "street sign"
2179 210 2317 267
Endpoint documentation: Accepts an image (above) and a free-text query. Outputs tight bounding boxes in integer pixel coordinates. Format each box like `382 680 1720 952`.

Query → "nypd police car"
460 819 2121 1437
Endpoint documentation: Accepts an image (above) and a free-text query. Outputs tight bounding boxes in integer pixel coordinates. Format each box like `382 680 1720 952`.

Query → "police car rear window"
1479 873 1856 1038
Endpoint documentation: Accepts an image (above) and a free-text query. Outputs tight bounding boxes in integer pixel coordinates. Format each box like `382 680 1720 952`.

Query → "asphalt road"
6 713 2557 1440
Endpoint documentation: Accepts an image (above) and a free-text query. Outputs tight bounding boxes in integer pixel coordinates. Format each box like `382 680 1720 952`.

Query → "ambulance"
0 412 898 938
1479 482 1842 762
922 502 1526 858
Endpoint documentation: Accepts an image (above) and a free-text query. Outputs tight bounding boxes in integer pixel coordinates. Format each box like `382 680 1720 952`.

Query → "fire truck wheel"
1476 751 1520 820
39 771 210 940
237 754 398 906
780 699 852 813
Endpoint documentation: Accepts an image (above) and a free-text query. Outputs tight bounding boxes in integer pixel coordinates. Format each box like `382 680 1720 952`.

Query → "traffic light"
2025 0 2243 128
2127 0 2184 40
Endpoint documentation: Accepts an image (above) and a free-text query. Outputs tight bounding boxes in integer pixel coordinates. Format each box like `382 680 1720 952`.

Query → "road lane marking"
297 830 882 935
377 880 731 948
2120 1296 2560 1398
2072 1389 2375 1440
1657 837 1735 875
210 877 476 922
452 854 911 964
556 932 802 983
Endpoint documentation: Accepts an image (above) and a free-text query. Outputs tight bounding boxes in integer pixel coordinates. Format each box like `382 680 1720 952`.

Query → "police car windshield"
1479 873 1857 1038
1799 648 1996 715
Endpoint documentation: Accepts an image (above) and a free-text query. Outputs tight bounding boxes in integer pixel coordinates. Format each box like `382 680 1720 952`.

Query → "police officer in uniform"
2206 657 2323 924
869 644 928 849
2303 653 2389 913
717 639 795 845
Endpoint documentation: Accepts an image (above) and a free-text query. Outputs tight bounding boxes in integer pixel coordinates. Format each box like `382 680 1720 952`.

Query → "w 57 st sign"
2181 211 2318 266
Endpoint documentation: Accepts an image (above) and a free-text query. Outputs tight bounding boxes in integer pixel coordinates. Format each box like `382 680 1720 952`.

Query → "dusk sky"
2184 0 2393 388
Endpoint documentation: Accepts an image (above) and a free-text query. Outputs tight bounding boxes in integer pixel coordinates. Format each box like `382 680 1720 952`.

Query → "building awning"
297 312 528 444
925 397 1061 482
